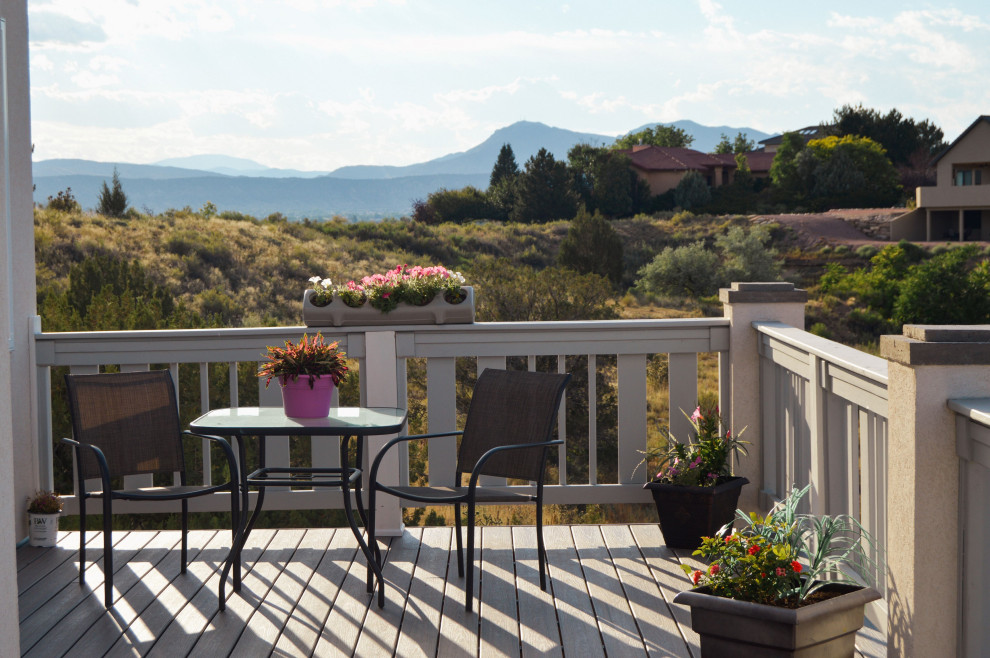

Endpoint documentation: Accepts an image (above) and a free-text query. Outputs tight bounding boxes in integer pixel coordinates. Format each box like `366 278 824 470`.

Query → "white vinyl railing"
755 321 888 630
949 397 990 657
33 317 729 515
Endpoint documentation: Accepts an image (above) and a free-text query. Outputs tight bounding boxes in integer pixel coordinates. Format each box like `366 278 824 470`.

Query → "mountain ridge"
33 119 776 218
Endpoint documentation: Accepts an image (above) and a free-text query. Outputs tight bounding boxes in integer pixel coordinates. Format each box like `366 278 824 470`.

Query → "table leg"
340 435 385 607
219 435 250 610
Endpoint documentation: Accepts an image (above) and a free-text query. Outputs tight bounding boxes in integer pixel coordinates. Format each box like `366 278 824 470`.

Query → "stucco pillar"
879 325 990 657
719 282 807 513
958 209 964 242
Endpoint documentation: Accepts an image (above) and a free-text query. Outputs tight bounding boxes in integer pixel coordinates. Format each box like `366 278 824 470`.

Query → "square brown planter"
645 476 748 549
673 582 881 657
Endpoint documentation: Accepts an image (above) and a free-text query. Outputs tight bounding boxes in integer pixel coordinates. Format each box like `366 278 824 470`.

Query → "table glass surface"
189 406 407 436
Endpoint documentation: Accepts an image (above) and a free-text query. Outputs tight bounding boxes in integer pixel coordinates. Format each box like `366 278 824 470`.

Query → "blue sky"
26 0 990 171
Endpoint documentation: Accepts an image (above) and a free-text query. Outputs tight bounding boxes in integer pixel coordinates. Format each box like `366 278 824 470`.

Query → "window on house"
955 169 983 186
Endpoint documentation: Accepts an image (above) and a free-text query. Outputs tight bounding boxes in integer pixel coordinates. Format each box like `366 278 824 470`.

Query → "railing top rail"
754 321 888 386
948 398 990 427
34 317 730 342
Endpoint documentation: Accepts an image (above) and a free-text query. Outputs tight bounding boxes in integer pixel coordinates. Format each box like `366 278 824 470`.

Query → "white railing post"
719 282 807 513
880 325 990 657
364 330 404 536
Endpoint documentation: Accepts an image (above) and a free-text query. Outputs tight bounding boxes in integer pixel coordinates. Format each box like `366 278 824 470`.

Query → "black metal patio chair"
63 370 239 608
368 368 570 611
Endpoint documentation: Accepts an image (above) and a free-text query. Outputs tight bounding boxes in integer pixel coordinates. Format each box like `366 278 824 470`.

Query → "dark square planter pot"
644 476 748 549
673 582 882 657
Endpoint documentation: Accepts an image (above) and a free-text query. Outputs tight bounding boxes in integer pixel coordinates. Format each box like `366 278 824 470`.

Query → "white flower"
321 278 333 288
308 276 322 284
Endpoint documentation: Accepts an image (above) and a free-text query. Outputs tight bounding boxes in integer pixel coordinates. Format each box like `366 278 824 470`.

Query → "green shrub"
636 241 723 298
715 225 780 283
808 322 831 339
854 245 878 259
96 168 128 218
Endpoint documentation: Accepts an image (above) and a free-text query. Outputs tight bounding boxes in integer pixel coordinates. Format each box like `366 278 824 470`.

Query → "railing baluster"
426 357 456 487
617 354 647 485
588 354 597 486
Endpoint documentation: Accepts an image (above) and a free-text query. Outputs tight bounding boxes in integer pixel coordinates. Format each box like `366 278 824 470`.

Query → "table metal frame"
189 406 407 611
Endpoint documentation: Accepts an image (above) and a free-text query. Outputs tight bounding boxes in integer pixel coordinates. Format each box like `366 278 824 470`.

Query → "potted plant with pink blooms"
637 402 749 549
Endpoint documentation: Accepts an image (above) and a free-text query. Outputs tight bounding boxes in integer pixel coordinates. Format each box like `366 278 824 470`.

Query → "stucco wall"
2 1 34 654
935 119 990 184
635 169 689 196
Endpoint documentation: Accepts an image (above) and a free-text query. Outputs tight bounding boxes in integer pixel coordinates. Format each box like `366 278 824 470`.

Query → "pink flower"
776 567 786 577
691 406 703 422
690 455 702 468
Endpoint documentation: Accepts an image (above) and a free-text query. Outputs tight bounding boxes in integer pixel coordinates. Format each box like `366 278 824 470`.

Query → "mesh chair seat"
368 368 570 612
376 484 535 504
63 370 239 609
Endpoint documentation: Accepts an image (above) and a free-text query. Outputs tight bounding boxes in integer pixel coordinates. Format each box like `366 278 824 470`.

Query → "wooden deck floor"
17 525 886 657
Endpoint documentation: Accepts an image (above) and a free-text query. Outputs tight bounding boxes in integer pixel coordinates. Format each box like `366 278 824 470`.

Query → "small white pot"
28 513 60 547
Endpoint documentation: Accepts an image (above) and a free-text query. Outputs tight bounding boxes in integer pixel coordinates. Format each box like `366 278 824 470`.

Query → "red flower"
760 572 766 578
791 561 802 573
691 570 703 585
748 545 760 555
709 564 720 575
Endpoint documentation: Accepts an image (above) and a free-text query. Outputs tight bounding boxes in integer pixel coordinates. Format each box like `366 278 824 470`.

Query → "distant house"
891 116 990 242
619 145 774 195
758 126 827 153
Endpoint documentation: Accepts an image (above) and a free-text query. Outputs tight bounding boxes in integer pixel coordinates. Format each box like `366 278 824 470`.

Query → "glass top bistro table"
189 405 407 611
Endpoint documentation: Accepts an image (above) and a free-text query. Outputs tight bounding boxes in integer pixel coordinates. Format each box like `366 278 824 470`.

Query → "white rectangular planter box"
303 286 475 327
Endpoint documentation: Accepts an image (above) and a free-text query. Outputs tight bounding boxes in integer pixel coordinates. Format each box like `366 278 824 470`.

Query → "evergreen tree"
97 167 129 218
511 148 577 222
673 171 711 210
558 206 624 286
489 143 519 188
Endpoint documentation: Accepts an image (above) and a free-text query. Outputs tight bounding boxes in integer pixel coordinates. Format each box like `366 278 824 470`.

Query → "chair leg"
181 499 188 573
103 496 113 608
536 502 547 591
79 494 87 587
455 503 464 578
465 499 476 612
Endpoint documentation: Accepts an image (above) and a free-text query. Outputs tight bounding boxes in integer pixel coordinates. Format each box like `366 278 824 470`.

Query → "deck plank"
23 530 179 658
231 527 333 656
543 525 605 658
355 527 424 656
436 525 481 658
630 525 700 657
19 530 151 649
393 526 452 658
511 526 562 658
601 524 693 658
309 529 379 656
63 530 214 658
138 527 275 658
271 528 353 657
188 528 304 656
571 524 648 657
478 526 520 657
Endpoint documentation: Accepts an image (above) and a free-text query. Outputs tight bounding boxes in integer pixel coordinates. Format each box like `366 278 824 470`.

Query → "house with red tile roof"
618 145 774 195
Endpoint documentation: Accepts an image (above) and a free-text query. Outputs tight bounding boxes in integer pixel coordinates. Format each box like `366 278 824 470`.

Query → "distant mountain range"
33 120 774 219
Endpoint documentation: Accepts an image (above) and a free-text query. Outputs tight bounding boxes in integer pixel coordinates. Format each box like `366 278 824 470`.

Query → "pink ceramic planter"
279 375 334 418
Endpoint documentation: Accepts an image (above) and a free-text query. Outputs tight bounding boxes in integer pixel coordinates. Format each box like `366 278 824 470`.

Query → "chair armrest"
61 437 113 494
182 430 239 477
369 430 464 485
467 439 564 489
